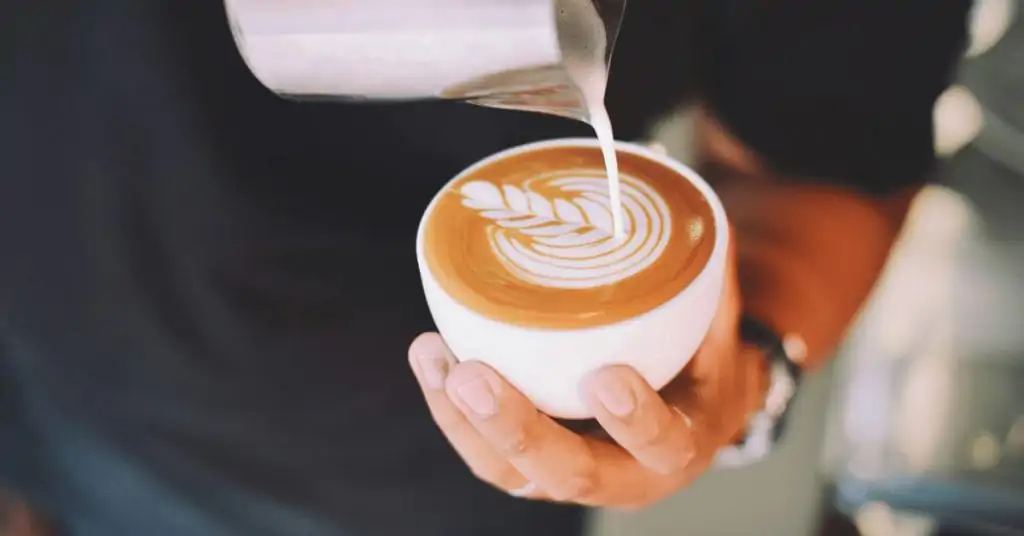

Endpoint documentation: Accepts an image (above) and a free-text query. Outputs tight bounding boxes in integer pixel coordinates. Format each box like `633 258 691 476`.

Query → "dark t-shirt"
0 1 970 535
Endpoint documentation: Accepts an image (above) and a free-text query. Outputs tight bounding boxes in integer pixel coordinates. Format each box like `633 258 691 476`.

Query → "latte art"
458 170 687 289
422 146 715 330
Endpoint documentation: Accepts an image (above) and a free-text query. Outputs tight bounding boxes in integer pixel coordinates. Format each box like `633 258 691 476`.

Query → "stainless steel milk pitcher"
224 0 627 120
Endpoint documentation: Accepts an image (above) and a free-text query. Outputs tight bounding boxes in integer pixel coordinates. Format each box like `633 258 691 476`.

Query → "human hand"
408 238 769 509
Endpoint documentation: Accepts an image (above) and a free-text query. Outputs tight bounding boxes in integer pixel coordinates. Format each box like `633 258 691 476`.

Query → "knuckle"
550 454 600 502
494 427 537 457
629 419 670 451
492 415 545 458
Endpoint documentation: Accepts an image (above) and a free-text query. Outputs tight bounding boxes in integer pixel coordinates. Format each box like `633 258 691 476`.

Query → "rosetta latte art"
458 170 678 289
422 145 716 329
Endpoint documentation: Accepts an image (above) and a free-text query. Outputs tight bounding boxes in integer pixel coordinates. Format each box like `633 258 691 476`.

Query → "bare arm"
697 110 920 369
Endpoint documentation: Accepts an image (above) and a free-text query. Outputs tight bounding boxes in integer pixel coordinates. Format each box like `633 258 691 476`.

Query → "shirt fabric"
0 1 970 535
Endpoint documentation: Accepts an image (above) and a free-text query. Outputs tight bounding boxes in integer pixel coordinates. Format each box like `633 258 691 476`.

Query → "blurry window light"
965 0 1016 58
855 501 898 536
968 431 1002 470
855 502 936 536
1006 415 1024 456
933 85 984 156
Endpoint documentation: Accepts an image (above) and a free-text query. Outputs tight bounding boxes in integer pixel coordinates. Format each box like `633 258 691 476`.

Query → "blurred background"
1 3 1018 536
592 1 1023 534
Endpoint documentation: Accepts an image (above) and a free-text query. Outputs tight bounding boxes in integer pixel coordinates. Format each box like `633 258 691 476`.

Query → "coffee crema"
422 146 715 329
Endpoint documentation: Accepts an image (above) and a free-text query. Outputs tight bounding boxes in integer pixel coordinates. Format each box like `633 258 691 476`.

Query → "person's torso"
0 2 603 533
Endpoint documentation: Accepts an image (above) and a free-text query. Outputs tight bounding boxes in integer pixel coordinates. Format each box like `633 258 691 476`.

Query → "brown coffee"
422 145 715 329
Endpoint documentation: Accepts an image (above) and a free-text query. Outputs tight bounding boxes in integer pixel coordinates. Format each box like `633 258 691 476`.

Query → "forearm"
679 0 969 369
697 112 919 370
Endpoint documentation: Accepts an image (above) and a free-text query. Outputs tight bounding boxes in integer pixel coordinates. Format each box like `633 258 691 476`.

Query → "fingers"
411 334 696 508
408 334 529 493
443 361 596 502
444 361 666 506
581 366 698 477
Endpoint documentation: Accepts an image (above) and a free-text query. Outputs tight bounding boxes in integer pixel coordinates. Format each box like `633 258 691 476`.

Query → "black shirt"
0 1 970 535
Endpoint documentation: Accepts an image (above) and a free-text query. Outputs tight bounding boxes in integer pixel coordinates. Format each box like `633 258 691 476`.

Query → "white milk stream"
585 87 625 240
559 0 626 239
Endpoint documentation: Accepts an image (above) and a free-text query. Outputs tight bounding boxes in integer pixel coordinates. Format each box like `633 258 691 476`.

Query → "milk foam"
459 170 674 289
419 139 728 419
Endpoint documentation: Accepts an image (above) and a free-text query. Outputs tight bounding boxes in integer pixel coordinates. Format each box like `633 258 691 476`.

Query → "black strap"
738 314 803 444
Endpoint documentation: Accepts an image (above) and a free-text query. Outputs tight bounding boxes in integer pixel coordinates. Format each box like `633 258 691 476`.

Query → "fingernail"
416 354 449 390
509 481 537 497
672 406 694 429
587 372 635 417
456 377 497 417
672 407 698 467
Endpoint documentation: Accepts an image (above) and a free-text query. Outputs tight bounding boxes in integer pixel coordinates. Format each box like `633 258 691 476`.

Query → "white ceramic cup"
416 138 730 419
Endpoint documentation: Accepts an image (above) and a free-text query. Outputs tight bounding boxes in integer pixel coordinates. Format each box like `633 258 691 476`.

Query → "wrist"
715 316 806 467
747 342 772 414
726 342 771 445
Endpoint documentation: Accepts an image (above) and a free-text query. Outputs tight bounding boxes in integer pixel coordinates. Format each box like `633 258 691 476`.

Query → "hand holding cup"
410 139 766 508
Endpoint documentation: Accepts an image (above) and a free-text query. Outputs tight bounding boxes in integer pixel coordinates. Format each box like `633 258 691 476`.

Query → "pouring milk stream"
558 0 626 239
226 0 629 238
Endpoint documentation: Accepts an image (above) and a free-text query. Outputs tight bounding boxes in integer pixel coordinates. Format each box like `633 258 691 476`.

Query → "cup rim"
416 137 730 330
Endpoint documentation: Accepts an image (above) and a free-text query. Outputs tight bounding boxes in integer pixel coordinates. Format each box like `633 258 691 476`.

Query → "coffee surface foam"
423 146 715 329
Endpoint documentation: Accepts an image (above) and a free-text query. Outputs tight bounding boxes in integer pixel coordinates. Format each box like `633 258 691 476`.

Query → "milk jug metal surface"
225 0 626 121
